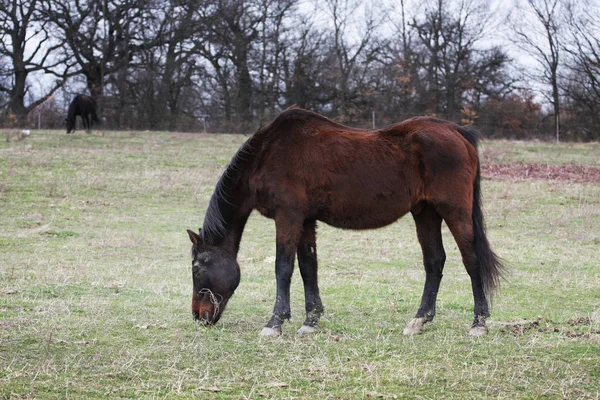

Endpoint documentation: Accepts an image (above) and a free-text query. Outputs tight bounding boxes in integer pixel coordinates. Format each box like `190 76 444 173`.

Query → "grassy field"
1 129 599 399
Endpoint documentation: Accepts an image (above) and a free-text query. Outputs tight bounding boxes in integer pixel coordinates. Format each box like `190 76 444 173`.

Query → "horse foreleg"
404 204 445 335
296 220 323 335
261 212 303 337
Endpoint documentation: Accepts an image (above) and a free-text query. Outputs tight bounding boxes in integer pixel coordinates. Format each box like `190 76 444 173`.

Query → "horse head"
65 117 75 133
187 229 240 324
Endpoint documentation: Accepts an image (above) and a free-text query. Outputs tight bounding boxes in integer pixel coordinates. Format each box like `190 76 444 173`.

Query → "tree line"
1 0 599 141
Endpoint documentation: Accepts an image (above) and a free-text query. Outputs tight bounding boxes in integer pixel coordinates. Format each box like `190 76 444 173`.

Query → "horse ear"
187 229 202 245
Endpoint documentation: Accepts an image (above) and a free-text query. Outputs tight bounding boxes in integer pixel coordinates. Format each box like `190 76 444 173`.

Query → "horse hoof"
260 326 281 337
297 325 319 335
468 326 487 336
402 326 422 335
403 317 426 335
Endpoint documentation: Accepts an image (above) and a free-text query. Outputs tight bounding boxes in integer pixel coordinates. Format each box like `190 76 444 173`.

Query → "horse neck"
202 131 264 257
202 170 255 257
67 107 76 121
219 209 251 256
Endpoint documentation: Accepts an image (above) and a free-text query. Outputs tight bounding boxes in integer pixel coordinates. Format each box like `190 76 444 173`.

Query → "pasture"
1 129 599 399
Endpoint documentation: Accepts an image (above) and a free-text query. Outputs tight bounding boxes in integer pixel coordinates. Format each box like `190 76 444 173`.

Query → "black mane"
200 129 265 245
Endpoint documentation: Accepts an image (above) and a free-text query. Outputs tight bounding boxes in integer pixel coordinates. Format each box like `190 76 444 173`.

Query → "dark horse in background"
187 107 505 337
66 95 99 133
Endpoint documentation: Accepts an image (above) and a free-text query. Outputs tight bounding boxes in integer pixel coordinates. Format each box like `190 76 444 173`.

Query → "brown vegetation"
482 163 600 183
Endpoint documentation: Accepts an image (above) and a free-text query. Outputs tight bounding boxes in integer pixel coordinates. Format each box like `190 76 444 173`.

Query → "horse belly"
313 184 413 230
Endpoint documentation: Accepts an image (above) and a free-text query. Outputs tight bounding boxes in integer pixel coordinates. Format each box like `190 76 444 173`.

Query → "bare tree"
193 0 266 129
509 0 564 142
0 0 68 126
40 0 145 101
193 40 235 126
281 16 332 110
322 0 386 119
410 0 506 120
561 0 600 139
255 0 296 122
136 0 201 130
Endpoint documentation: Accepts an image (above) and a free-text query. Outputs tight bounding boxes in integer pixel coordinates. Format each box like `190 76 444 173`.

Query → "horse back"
248 110 478 229
69 95 97 115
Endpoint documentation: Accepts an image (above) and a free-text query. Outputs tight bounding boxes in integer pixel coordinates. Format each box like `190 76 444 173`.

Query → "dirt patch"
567 316 592 326
482 163 600 183
498 317 600 340
498 318 559 336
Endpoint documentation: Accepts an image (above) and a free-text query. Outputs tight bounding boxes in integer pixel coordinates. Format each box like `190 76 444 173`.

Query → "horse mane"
199 105 351 245
201 125 267 244
66 95 81 121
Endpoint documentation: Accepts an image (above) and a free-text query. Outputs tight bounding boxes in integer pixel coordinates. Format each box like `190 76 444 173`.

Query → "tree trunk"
11 68 28 127
162 41 178 131
552 75 560 142
235 51 253 127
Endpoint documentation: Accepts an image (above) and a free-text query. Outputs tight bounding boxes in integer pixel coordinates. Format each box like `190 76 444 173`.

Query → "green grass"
1 130 599 399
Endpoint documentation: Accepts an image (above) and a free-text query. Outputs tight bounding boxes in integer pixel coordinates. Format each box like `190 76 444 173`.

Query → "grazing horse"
187 107 505 336
66 95 99 133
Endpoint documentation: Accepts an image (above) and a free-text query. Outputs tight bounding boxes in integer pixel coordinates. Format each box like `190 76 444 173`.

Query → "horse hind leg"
439 206 490 336
296 220 324 335
404 203 445 335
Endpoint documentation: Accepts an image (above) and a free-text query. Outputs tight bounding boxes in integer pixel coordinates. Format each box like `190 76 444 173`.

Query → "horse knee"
432 251 446 267
423 249 445 274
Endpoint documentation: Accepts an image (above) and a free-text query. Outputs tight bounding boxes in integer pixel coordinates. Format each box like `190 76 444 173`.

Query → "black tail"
458 125 506 303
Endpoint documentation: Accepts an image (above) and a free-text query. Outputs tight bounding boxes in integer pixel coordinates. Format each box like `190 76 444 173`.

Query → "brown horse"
187 107 504 336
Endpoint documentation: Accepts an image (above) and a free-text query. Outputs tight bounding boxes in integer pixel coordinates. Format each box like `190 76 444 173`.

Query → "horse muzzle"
192 291 226 325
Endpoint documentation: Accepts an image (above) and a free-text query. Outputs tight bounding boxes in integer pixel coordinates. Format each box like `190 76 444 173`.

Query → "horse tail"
457 125 506 303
